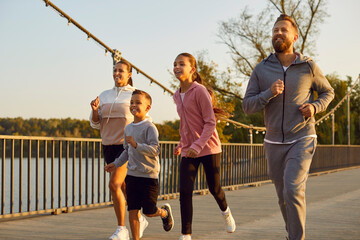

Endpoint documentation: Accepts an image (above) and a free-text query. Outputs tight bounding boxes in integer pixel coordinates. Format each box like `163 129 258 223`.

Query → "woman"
90 60 148 240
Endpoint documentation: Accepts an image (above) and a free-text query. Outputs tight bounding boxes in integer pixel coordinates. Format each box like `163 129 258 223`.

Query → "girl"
173 53 236 240
90 60 148 240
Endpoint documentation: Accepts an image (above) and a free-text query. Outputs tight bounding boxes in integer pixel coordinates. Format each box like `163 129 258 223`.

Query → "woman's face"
173 55 195 82
113 63 132 87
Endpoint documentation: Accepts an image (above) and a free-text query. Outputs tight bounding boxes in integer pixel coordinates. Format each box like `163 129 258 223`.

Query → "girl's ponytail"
207 88 231 118
192 71 203 84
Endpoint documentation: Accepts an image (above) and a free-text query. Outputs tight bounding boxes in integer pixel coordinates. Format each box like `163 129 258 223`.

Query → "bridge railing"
1 135 360 220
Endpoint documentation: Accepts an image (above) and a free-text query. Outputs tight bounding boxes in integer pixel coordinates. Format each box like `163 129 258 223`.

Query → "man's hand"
299 103 315 118
126 136 137 148
271 79 284 97
185 148 198 158
104 163 116 172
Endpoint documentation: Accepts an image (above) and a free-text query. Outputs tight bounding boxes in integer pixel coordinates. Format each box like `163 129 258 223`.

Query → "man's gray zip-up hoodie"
243 53 334 143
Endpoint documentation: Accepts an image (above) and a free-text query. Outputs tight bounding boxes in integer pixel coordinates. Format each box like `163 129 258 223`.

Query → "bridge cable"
41 0 358 134
315 75 360 125
41 0 267 132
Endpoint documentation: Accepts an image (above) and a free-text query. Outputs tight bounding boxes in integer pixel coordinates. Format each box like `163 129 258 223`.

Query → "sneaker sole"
163 203 174 231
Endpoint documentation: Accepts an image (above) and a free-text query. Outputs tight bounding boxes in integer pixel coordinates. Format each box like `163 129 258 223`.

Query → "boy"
105 89 174 240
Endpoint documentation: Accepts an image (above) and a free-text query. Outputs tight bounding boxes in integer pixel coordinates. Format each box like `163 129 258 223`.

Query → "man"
243 14 334 240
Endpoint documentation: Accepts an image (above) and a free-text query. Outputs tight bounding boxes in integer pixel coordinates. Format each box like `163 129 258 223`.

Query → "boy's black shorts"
125 175 159 215
102 144 124 164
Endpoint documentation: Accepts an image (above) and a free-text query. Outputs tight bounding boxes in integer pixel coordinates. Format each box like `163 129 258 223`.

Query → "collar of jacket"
174 81 201 98
112 85 136 92
264 52 312 65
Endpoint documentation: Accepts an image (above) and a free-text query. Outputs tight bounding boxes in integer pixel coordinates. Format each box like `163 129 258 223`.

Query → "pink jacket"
173 81 222 157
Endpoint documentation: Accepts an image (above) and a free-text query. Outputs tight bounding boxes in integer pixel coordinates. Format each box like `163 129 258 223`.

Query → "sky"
0 0 359 124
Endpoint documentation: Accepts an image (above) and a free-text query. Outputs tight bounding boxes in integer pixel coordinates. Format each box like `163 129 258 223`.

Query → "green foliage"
315 74 360 145
155 120 180 141
0 117 100 138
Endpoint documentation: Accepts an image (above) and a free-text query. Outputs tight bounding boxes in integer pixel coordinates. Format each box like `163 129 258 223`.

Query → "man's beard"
272 36 292 53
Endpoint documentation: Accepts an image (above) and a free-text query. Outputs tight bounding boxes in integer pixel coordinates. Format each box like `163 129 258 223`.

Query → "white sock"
117 225 127 230
221 206 230 215
139 214 144 221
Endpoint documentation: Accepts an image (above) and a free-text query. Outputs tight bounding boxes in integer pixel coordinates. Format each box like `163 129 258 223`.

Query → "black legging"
179 153 228 234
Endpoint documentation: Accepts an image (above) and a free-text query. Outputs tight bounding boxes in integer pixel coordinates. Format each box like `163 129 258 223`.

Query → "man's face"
272 20 298 53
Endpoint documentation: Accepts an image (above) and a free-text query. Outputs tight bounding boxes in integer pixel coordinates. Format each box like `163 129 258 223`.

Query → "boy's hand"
104 163 116 172
126 136 137 148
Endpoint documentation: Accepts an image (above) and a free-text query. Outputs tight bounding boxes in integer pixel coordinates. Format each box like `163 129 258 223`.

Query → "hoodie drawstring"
105 87 124 125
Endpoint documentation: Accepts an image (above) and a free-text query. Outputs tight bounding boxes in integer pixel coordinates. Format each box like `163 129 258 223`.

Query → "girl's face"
113 63 132 87
173 55 195 82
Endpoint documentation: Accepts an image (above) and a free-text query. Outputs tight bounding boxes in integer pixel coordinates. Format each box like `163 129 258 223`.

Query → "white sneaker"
109 227 130 240
222 208 236 233
179 235 192 240
139 216 149 238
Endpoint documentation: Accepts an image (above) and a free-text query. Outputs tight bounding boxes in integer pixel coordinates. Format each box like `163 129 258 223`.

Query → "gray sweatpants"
264 137 317 240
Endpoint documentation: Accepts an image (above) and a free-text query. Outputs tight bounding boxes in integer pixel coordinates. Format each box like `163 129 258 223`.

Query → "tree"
315 74 347 144
155 120 180 141
167 1 331 143
218 0 328 82
315 74 360 145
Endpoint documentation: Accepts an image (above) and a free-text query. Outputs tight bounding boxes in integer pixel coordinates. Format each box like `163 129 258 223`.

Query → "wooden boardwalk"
0 167 359 240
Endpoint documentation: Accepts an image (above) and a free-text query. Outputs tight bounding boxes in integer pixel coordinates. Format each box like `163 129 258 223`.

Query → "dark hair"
273 14 298 34
114 60 133 86
207 88 231 118
132 89 152 105
177 53 202 84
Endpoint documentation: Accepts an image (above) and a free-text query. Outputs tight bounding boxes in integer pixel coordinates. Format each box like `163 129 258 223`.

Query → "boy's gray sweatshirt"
243 53 334 143
113 120 160 179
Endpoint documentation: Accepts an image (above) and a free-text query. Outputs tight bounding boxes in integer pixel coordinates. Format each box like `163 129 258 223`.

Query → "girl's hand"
125 136 137 148
185 148 198 158
104 163 116 172
174 148 181 156
90 96 100 111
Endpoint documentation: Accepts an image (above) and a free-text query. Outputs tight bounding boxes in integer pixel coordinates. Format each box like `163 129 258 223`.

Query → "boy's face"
130 94 151 119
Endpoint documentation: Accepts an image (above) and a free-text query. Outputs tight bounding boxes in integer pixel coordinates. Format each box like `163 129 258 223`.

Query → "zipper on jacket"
281 71 286 142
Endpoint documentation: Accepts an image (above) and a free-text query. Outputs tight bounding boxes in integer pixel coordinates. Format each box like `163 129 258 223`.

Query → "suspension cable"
41 0 358 134
41 0 267 131
42 0 173 95
315 75 360 125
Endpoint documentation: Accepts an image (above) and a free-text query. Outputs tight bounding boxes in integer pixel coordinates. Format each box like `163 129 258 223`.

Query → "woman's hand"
90 96 100 111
